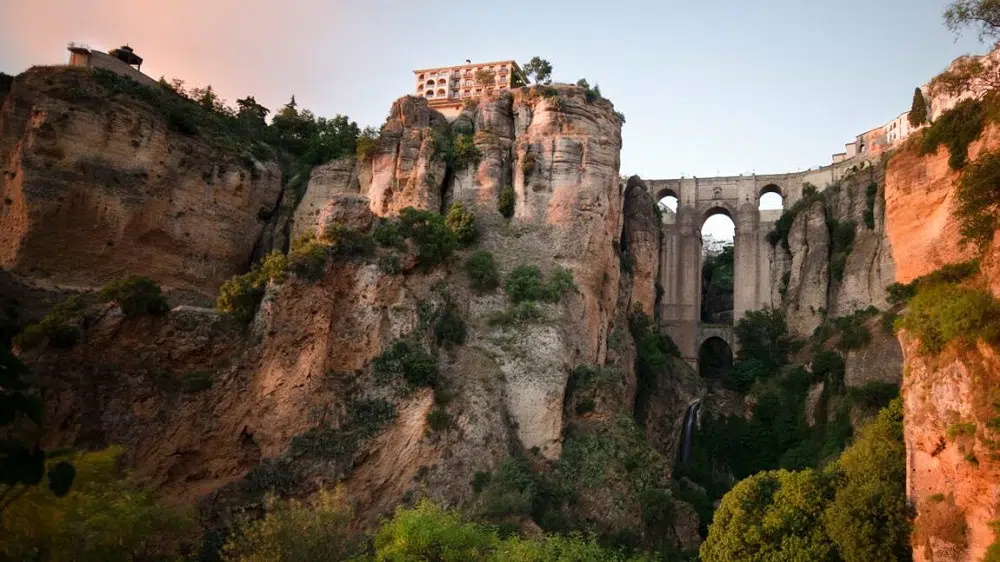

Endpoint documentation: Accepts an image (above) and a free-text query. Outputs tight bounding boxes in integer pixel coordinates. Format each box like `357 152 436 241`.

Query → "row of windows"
417 65 510 81
420 84 507 99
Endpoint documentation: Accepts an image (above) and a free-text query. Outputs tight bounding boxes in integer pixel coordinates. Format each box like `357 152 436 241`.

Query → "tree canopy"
522 57 553 85
909 87 928 126
944 0 1000 41
700 399 911 562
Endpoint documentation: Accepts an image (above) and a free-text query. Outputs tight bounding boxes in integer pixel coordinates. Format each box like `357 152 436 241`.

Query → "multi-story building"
413 60 527 119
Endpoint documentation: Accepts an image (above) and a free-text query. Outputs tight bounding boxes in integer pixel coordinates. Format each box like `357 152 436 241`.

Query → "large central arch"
643 165 851 366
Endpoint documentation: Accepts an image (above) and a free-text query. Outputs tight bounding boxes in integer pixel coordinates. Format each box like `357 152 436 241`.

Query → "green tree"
823 398 911 562
522 57 553 85
236 95 270 132
733 307 792 374
373 500 499 561
944 0 1000 41
700 469 838 562
223 488 359 561
909 87 928 127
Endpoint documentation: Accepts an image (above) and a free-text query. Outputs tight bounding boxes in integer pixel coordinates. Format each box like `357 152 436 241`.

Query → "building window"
418 73 424 80
425 90 434 97
437 88 446 95
426 80 434 87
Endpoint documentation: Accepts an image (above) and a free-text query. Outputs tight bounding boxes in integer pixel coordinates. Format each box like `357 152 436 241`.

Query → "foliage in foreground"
2 447 195 561
700 399 910 562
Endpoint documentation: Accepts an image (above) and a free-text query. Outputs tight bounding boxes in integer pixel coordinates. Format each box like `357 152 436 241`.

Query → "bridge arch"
759 183 785 212
697 334 734 380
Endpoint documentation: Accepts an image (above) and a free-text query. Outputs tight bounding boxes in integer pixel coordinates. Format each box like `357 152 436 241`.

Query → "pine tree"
909 87 928 127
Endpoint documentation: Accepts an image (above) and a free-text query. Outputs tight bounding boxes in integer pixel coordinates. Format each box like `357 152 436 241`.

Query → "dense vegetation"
701 399 910 562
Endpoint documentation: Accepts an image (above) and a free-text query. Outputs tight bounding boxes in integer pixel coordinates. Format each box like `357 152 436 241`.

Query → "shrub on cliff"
374 500 499 560
216 251 288 323
372 339 438 388
909 87 928 127
498 187 516 219
898 283 1000 354
466 251 500 292
13 296 84 351
399 207 458 269
956 149 1000 250
920 97 988 169
99 275 169 316
504 266 576 303
446 201 477 244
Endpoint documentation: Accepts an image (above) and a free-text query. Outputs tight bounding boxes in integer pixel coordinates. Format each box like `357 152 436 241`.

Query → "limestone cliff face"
0 67 283 298
776 165 896 338
21 86 662 537
825 166 895 316
622 177 660 317
782 200 829 337
886 129 1000 562
365 96 449 216
902 338 1000 562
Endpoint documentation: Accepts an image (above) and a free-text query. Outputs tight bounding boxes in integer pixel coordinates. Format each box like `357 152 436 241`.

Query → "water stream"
679 399 702 466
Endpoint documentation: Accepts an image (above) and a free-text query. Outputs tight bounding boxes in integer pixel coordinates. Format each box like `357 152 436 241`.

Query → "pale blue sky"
0 0 986 181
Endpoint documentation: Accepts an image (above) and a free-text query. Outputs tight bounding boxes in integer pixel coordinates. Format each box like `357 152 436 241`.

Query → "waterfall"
679 400 702 466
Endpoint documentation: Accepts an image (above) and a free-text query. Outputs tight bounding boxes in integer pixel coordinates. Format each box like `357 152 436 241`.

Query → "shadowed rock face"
783 200 829 338
0 67 283 298
623 177 660 317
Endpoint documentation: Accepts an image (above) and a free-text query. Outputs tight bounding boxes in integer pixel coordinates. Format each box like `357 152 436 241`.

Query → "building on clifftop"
413 60 527 119
67 43 158 88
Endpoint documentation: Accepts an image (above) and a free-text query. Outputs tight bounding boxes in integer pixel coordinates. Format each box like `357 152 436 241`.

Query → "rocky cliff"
886 125 1000 562
9 76 702 551
0 67 283 301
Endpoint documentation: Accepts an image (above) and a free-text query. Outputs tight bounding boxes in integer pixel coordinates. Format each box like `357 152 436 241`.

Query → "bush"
433 300 467 347
13 296 84 351
217 251 289 323
847 382 899 411
445 201 477 244
427 408 452 432
466 251 500 292
452 133 481 169
372 339 438 388
288 233 330 279
373 219 406 249
544 266 576 302
504 265 575 303
488 302 542 326
494 533 650 561
99 275 169 316
498 186 516 219
373 500 499 561
899 283 1000 354
399 207 458 269
734 307 791 372
291 398 397 460
956 148 1000 249
812 350 845 386
379 253 403 274
505 266 545 303
921 97 986 169
223 489 360 561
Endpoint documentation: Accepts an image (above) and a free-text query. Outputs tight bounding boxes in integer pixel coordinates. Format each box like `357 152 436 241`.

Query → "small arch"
698 337 733 380
425 90 434 97
437 88 446 95
758 184 784 211
425 80 435 87
437 78 447 85
655 188 678 212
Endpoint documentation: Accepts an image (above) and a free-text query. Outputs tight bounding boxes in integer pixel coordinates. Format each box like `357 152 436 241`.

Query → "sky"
0 0 988 242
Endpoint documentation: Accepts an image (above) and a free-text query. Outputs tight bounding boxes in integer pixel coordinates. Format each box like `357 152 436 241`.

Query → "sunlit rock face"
0 67 282 298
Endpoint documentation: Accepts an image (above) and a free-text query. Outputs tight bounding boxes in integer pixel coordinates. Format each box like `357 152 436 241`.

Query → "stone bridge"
641 159 859 368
